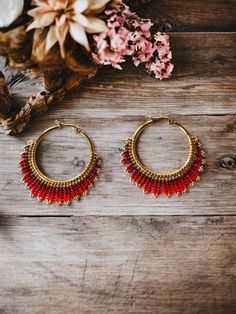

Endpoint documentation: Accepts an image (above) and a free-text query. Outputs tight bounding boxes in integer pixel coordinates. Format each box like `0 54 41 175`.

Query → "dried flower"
93 26 132 69
92 3 133 69
92 4 174 80
130 19 154 66
0 0 24 28
27 0 111 57
146 32 174 79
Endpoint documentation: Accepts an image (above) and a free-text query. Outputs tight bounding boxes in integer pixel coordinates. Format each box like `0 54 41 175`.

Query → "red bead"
135 173 145 186
45 187 53 203
31 182 44 197
120 149 129 158
153 181 161 196
163 182 169 196
54 188 59 203
77 182 87 194
143 178 152 194
173 180 181 193
68 186 74 202
64 187 71 203
126 164 135 174
146 179 153 194
131 169 140 182
38 185 48 200
178 178 187 193
167 181 174 195
121 157 130 164
139 175 148 187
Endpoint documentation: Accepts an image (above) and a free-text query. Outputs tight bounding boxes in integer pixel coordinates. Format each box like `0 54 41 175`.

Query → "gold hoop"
133 116 194 179
121 116 206 196
19 121 102 205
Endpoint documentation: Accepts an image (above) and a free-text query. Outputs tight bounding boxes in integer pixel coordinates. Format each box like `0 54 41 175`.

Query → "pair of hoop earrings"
19 117 206 205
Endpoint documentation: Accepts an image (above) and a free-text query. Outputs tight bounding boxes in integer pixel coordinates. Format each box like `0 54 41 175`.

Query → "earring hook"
55 120 82 133
145 115 175 124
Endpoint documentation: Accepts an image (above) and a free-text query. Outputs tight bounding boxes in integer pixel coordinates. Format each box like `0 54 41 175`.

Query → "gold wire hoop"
130 116 196 181
27 121 97 187
122 116 206 197
20 120 102 205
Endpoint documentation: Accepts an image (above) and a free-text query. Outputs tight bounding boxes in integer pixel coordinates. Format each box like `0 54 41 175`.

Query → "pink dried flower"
119 3 135 19
132 19 153 39
146 59 174 79
131 36 154 66
146 32 174 79
92 4 174 79
154 32 172 60
93 26 132 69
130 18 154 66
105 3 134 28
92 4 134 69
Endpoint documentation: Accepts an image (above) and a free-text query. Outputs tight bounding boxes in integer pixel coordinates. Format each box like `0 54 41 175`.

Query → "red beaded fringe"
19 144 101 205
121 139 205 197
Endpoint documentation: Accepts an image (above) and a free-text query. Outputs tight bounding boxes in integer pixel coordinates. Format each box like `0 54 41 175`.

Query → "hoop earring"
19 121 102 205
121 116 206 197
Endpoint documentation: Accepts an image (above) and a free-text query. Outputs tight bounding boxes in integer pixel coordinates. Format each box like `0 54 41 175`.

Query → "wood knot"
72 157 86 169
219 155 236 169
152 18 173 32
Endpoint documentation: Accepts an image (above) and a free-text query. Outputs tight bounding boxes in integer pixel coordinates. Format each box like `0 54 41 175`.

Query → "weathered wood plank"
0 3 235 314
6 33 236 116
0 215 235 314
0 34 235 214
142 0 236 32
0 115 235 215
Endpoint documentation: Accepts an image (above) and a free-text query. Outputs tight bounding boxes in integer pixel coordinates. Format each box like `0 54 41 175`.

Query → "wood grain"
0 33 235 215
0 215 235 314
0 115 235 215
5 33 236 115
0 1 236 313
142 0 236 32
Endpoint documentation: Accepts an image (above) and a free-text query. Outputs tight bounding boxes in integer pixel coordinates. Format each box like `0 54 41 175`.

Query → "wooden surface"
0 216 236 314
0 1 236 313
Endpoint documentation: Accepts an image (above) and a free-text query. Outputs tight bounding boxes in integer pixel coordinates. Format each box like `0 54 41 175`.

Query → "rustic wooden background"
0 1 236 313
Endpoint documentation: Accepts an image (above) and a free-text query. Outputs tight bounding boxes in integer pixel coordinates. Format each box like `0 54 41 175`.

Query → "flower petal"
85 17 108 33
69 22 90 51
27 6 52 18
88 0 110 12
71 0 89 14
45 25 58 52
32 0 48 6
72 13 89 27
50 0 67 10
54 15 69 58
55 15 69 44
27 12 57 31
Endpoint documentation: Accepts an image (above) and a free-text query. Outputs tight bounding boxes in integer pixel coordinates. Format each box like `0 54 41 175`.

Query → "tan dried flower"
27 0 111 57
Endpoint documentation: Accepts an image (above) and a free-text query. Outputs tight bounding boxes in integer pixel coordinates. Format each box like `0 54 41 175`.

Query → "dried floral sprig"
145 32 174 79
92 4 174 79
0 0 174 136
